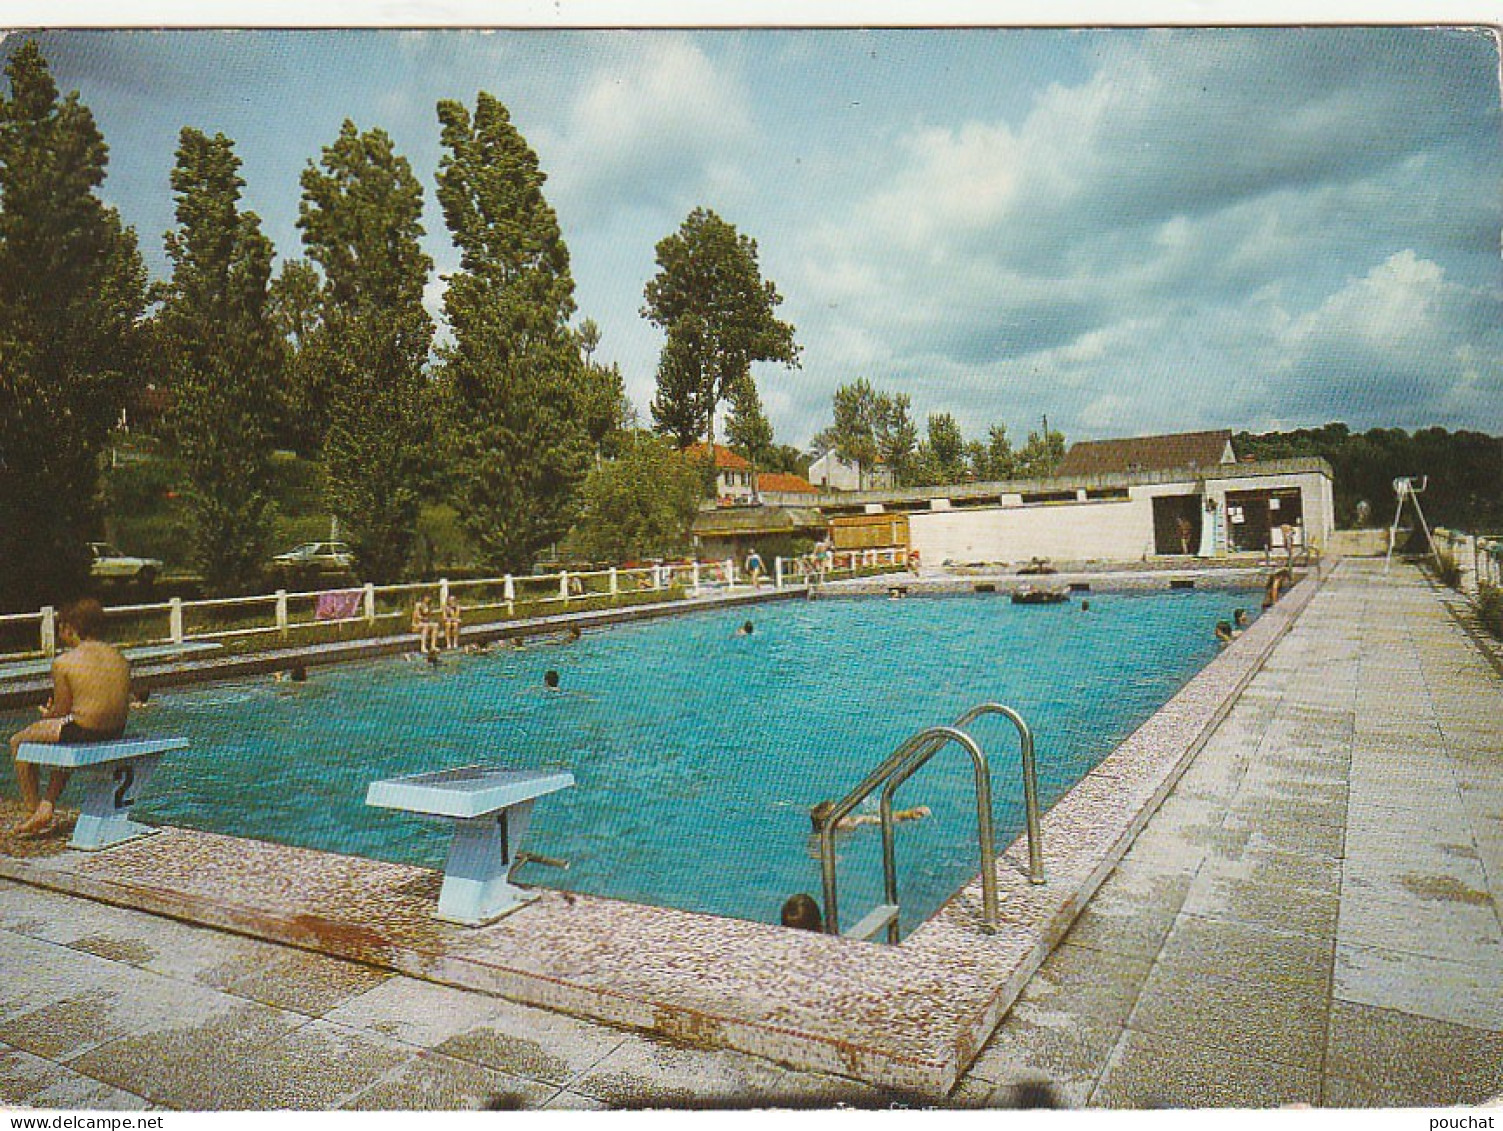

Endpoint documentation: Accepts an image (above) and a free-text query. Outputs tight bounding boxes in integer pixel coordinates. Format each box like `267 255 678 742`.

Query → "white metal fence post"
363 584 376 622
560 570 570 601
439 578 450 607
609 567 618 596
503 574 515 615
775 556 784 589
691 561 701 595
169 598 184 645
40 605 55 657
275 590 288 635
724 558 735 591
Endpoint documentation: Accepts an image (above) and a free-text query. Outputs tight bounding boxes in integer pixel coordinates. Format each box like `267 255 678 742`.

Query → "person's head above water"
1233 607 1248 626
781 893 823 932
544 669 560 689
736 620 754 636
1214 620 1234 642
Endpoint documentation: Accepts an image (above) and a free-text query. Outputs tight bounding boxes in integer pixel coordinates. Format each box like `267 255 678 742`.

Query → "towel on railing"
316 590 363 621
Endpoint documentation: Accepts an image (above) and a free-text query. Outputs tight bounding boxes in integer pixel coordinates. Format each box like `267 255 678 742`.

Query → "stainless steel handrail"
813 702 1045 940
817 725 982 936
876 704 1044 942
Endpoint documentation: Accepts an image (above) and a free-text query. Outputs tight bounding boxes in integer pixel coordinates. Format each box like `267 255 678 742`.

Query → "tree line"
0 42 794 609
811 377 1066 489
1235 423 1503 533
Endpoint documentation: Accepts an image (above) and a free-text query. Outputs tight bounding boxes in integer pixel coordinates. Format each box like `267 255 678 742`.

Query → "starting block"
16 737 188 850
365 765 574 926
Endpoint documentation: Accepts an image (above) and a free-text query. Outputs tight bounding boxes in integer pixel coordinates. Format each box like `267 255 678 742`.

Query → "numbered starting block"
365 765 574 927
16 737 188 851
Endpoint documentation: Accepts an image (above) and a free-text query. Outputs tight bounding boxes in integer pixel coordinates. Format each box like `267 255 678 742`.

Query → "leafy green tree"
266 257 326 454
296 120 434 581
876 393 918 486
570 433 703 563
0 40 146 610
433 92 600 573
643 207 799 448
821 379 918 488
650 319 710 449
725 374 774 466
970 423 1016 481
154 127 280 593
1014 423 1068 479
925 412 968 483
572 321 633 460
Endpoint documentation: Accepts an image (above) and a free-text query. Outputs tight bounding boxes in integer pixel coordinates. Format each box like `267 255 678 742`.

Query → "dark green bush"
1476 582 1503 641
1433 550 1463 589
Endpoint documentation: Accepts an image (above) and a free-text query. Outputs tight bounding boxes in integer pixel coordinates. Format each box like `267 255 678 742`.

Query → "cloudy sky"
4 25 1500 447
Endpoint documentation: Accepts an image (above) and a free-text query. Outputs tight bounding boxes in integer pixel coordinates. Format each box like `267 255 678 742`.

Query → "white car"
273 541 356 572
89 543 163 586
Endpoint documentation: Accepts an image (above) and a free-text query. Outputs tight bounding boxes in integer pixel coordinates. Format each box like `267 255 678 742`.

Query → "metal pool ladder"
815 703 1045 943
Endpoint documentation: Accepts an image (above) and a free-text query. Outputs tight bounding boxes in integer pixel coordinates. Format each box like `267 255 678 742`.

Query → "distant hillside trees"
152 128 280 594
1235 423 1503 531
296 120 434 582
433 92 607 574
644 208 799 451
0 41 147 611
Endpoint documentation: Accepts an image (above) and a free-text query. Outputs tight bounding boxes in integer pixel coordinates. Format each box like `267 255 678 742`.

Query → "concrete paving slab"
216 949 392 1017
1090 1027 1321 1109
1337 892 1502 966
322 975 629 1085
1125 963 1328 1071
1181 871 1341 939
151 1018 412 1110
1335 941 1503 1030
63 997 311 1107
1155 912 1334 996
0 1043 151 1110
572 1034 895 1109
1324 1000 1503 1106
341 1048 558 1110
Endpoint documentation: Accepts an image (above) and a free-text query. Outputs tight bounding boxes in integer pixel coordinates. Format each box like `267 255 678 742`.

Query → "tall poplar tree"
642 208 799 449
154 128 278 593
297 121 433 581
433 92 597 572
0 41 146 610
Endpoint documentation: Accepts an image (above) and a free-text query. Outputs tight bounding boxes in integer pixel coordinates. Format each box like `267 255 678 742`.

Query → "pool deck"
0 558 1500 1109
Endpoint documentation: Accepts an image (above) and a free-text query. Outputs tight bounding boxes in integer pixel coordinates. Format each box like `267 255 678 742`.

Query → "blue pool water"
2 590 1253 934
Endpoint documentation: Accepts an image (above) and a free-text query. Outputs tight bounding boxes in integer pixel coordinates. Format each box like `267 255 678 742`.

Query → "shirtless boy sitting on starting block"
7 598 131 835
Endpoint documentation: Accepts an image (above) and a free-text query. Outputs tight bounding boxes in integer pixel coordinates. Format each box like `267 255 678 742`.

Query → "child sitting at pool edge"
7 598 132 836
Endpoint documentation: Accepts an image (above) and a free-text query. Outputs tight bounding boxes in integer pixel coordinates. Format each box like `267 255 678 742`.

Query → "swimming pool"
2 589 1253 936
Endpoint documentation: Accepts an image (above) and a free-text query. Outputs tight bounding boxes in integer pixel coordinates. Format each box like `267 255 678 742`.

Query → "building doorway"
1151 495 1203 555
1224 488 1304 553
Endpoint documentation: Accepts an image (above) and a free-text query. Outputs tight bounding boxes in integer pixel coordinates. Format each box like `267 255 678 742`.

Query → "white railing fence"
0 550 907 667
1434 528 1503 596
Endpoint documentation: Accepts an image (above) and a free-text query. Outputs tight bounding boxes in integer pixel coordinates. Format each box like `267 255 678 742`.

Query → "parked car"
272 541 355 573
89 543 163 588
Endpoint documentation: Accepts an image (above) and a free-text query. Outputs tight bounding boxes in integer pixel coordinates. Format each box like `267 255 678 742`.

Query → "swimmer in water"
736 621 754 637
810 799 931 832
